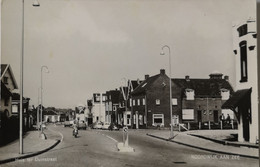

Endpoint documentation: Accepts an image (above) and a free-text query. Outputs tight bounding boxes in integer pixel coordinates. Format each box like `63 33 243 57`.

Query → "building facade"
223 19 258 143
91 93 106 123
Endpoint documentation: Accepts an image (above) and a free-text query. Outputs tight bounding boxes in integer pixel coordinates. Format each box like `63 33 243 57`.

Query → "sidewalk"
0 127 61 164
147 130 259 159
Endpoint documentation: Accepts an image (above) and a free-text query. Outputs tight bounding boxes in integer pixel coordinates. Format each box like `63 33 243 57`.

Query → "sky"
1 0 256 108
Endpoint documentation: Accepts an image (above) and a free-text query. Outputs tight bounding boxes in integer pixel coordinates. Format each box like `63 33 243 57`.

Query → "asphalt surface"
3 125 259 167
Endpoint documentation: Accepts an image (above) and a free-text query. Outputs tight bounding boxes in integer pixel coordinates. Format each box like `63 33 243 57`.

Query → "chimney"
145 75 149 80
185 75 190 81
209 71 223 79
224 75 229 81
160 69 165 75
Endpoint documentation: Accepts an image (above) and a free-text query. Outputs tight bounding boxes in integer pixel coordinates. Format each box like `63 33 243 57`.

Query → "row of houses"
0 64 33 145
84 19 258 144
87 70 234 129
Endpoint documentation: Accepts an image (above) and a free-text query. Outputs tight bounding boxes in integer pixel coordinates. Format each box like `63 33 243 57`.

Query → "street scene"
1 0 259 166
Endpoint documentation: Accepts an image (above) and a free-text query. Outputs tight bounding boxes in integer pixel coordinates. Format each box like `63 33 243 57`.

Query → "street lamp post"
19 0 40 155
160 45 173 138
40 65 49 138
37 87 40 131
121 78 128 126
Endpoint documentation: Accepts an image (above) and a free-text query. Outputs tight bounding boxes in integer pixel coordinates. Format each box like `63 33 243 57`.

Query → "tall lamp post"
19 0 40 154
121 78 128 126
40 65 49 138
160 45 173 138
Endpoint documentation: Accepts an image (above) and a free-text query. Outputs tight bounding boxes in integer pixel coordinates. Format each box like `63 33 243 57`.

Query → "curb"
0 139 60 165
188 134 259 148
146 134 259 159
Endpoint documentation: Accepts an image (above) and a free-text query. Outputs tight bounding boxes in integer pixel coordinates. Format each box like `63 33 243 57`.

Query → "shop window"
153 114 164 126
182 109 194 120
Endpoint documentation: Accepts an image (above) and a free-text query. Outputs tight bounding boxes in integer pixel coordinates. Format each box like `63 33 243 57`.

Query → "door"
213 110 219 123
197 110 202 122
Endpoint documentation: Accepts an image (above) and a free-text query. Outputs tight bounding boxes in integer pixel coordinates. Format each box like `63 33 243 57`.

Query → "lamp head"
160 51 165 55
32 0 40 7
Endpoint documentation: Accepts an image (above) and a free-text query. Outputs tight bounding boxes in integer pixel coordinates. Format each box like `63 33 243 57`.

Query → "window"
96 96 100 102
239 41 248 82
182 109 194 120
237 24 247 37
133 100 135 106
102 95 106 102
221 89 230 100
3 77 8 84
186 89 194 100
129 99 132 107
172 98 177 105
153 114 164 126
143 98 146 105
127 114 131 125
113 106 117 111
12 104 18 113
156 99 160 105
133 115 136 124
139 115 143 125
137 99 140 106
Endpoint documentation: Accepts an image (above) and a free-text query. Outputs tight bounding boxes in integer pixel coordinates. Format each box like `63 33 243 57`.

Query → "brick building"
173 73 234 129
131 69 234 129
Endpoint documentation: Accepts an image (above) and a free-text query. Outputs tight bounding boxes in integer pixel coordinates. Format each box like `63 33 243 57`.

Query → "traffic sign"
123 127 128 133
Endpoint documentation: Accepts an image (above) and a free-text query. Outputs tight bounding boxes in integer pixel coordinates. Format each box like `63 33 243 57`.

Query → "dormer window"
156 99 160 105
221 89 230 100
186 89 194 100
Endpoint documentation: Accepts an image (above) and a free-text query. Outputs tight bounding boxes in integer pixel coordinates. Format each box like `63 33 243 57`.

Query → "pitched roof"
172 78 234 97
131 74 161 95
130 80 143 90
107 89 121 103
1 64 18 89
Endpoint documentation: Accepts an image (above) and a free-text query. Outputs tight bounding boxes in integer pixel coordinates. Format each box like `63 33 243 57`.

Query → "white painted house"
223 18 258 143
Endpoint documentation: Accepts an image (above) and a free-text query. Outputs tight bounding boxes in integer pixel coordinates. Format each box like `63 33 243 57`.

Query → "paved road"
4 125 259 167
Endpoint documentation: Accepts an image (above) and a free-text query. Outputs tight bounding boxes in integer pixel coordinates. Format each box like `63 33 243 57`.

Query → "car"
112 125 120 131
92 122 103 129
101 122 110 130
64 120 74 127
78 120 87 130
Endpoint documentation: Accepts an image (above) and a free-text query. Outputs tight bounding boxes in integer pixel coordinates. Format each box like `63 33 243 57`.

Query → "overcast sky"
1 0 256 108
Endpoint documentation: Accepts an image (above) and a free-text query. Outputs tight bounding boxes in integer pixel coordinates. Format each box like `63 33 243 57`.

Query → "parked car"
64 120 74 127
78 120 87 130
92 122 103 129
101 122 110 130
112 125 120 131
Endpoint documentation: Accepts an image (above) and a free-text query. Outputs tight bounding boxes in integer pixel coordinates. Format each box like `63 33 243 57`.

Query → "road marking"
95 131 118 143
106 135 118 143
48 125 64 142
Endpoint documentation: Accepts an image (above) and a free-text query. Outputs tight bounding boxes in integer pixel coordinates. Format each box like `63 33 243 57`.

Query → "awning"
222 88 251 111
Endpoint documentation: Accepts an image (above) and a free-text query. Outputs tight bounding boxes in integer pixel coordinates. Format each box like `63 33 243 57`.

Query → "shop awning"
222 88 251 111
